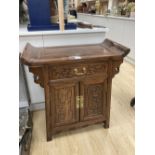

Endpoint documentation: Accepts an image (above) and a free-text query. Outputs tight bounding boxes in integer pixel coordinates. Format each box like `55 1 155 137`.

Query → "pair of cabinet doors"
50 74 108 128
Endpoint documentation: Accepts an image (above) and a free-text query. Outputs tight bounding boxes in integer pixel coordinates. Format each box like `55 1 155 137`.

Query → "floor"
30 61 135 155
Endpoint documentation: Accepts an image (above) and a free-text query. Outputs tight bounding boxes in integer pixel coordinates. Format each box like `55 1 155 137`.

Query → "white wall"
78 13 135 64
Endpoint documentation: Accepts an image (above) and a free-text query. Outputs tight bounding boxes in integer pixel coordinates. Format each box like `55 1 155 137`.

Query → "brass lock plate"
76 96 84 109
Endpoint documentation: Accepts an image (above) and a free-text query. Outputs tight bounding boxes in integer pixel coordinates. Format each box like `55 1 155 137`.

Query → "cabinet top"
20 39 130 66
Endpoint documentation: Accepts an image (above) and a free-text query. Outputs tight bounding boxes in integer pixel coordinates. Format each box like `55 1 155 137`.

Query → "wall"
78 13 135 64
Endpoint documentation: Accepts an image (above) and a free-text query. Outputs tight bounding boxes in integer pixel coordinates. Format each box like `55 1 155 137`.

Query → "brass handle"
80 96 84 108
76 96 84 109
74 67 86 76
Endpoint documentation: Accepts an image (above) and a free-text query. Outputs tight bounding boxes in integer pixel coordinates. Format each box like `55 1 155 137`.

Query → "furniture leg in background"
19 58 33 155
130 97 135 107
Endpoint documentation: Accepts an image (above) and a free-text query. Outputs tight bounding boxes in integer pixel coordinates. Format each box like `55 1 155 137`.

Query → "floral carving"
85 84 103 116
50 63 108 80
29 66 44 88
54 86 75 126
112 60 122 78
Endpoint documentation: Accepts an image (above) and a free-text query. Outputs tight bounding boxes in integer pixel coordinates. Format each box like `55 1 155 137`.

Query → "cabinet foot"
103 121 109 128
47 135 52 141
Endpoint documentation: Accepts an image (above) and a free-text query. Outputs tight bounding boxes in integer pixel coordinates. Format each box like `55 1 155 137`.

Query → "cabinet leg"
103 120 109 128
47 135 52 141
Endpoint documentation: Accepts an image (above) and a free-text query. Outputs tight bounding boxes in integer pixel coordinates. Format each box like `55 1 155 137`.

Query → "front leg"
47 134 52 141
103 120 109 128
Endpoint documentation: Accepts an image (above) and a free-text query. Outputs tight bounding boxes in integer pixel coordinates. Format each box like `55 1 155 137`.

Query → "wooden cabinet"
21 39 129 141
50 74 107 127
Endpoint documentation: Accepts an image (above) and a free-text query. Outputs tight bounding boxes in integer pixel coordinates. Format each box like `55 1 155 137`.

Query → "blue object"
27 0 77 31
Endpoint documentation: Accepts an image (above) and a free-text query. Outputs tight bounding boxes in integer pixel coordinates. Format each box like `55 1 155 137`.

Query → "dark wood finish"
50 79 79 127
43 66 52 141
20 39 130 141
20 39 129 66
80 74 107 121
49 62 108 80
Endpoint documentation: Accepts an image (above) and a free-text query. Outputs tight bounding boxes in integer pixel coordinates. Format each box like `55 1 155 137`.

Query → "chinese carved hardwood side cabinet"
20 39 130 141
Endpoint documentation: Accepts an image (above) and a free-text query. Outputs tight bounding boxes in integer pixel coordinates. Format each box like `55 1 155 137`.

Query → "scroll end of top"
20 43 34 66
103 39 130 57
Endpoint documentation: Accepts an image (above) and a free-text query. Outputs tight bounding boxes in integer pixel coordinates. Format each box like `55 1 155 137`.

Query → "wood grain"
49 62 108 80
50 80 79 127
20 39 130 66
30 61 135 155
80 74 107 121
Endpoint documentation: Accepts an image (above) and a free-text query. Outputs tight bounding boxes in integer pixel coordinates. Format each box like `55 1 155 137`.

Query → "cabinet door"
50 79 79 127
80 74 107 121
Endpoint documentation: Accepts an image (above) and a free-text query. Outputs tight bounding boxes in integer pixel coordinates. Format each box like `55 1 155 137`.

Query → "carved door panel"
50 79 79 127
80 74 107 121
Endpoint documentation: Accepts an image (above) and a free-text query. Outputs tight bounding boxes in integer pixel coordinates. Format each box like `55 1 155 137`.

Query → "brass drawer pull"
74 67 86 76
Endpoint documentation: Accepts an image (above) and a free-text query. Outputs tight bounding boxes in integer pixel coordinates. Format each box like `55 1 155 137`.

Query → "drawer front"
49 62 108 80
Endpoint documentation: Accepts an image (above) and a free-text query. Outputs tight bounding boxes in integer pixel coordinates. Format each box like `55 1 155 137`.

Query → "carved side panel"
50 81 79 127
29 66 44 88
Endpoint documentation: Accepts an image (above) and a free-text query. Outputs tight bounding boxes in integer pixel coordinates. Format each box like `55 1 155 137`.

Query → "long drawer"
49 62 108 80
